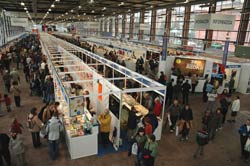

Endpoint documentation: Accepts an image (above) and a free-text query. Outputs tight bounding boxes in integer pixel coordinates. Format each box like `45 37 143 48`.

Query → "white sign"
139 23 150 30
194 14 235 31
10 17 28 27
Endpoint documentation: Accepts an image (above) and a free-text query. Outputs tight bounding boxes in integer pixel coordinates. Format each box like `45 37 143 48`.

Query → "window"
170 7 185 46
143 10 152 41
133 12 140 40
155 9 166 44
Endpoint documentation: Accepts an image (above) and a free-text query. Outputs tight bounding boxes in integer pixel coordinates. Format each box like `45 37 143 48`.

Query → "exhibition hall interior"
0 0 250 166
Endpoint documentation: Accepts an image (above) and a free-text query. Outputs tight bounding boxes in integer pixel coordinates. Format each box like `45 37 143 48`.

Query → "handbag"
39 125 47 138
131 142 138 155
245 138 250 152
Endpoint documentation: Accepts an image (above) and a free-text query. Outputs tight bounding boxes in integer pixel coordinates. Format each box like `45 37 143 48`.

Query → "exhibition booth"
40 33 166 159
160 55 242 93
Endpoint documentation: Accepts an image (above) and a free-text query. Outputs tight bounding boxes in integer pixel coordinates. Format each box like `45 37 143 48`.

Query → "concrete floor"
1 69 250 166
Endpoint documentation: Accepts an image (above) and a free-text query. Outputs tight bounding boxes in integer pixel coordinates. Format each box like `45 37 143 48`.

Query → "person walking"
206 89 218 112
46 112 63 160
173 82 182 101
208 109 222 142
10 68 20 84
228 96 240 123
166 79 174 106
98 109 111 148
0 133 11 166
179 104 193 141
2 70 11 93
142 134 158 166
27 107 44 148
182 80 191 104
238 119 250 161
133 128 147 166
191 74 198 93
193 127 209 159
167 99 181 133
9 131 26 166
10 81 21 107
202 79 209 103
220 93 231 124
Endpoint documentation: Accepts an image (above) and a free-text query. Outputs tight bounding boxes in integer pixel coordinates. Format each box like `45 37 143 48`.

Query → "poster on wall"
247 77 250 93
173 58 206 77
69 97 84 116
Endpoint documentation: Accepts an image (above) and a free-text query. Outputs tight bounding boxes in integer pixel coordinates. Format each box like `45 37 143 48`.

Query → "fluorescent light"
20 2 25 6
55 0 60 2
65 12 68 15
71 9 74 13
51 4 55 8
47 11 49 14
91 10 95 13
78 5 82 9
24 7 27 10
49 8 51 11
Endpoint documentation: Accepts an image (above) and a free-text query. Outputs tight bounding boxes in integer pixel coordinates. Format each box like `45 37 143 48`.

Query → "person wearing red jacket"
153 97 162 117
144 117 153 136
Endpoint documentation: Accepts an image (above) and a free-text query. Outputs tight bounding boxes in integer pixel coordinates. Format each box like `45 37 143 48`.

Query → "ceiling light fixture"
91 10 95 13
102 7 106 10
65 12 68 15
20 2 25 6
71 9 74 13
78 5 82 9
47 11 49 14
26 11 28 13
55 0 60 2
83 13 86 15
51 4 55 8
49 8 51 11
89 0 94 4
24 7 27 10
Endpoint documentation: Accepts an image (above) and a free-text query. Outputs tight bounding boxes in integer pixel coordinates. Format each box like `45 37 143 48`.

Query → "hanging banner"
194 14 235 31
161 36 167 61
10 17 28 27
222 40 230 66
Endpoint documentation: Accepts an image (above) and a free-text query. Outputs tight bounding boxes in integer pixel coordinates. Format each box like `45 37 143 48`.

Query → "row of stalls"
40 33 166 159
51 32 250 94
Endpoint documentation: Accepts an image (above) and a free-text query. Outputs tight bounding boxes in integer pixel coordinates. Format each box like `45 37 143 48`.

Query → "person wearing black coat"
166 79 174 106
182 80 191 104
127 107 139 141
179 104 193 141
202 80 208 103
0 133 11 166
220 96 231 124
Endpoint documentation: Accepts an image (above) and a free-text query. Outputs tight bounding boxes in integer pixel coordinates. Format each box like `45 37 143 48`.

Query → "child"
4 94 11 112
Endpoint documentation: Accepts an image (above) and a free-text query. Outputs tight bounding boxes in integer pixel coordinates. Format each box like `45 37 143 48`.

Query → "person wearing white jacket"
46 112 63 160
228 96 240 123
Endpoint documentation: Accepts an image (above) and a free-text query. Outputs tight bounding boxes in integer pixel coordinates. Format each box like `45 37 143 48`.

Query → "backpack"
26 115 35 130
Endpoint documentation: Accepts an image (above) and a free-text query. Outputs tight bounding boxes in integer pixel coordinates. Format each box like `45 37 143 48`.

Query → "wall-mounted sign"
194 14 235 31
174 58 206 77
10 17 28 27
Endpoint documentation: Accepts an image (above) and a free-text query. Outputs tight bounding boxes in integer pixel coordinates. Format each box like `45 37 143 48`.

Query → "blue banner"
222 40 229 66
161 36 167 61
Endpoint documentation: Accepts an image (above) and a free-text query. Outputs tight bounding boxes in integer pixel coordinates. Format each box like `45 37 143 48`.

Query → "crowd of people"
0 33 248 166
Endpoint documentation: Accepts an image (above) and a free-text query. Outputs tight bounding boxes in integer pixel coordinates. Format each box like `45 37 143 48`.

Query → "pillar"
122 14 126 38
138 11 145 40
150 10 157 42
115 16 118 37
236 0 250 45
165 9 172 40
182 5 191 46
204 3 216 49
109 18 113 33
129 13 134 40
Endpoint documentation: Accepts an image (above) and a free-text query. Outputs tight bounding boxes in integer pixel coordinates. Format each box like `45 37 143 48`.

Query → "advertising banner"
10 17 28 27
173 58 206 77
